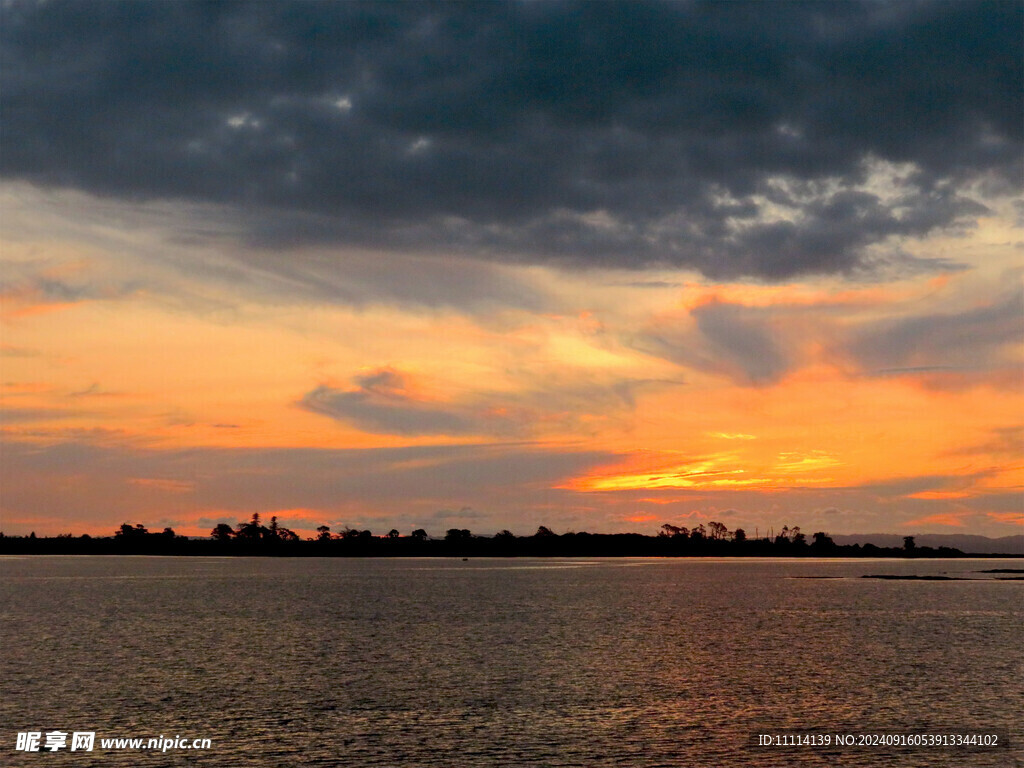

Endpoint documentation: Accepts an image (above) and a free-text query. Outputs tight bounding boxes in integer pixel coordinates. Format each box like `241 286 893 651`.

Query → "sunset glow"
1 2 1020 539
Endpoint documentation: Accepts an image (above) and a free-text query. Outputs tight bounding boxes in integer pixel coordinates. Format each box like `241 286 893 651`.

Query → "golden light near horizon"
3 230 1020 538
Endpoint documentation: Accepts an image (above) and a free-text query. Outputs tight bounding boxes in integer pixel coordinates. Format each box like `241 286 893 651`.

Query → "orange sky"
1 3 1021 540
1 186 1021 538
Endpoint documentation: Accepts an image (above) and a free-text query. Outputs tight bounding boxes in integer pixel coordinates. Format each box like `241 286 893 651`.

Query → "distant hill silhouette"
830 534 1023 555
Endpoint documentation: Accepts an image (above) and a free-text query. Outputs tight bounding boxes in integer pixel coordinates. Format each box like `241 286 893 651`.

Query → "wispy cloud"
298 370 481 437
845 291 1023 382
298 367 662 438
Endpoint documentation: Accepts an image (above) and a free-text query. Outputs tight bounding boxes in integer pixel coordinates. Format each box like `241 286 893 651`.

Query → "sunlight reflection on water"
2 557 1021 766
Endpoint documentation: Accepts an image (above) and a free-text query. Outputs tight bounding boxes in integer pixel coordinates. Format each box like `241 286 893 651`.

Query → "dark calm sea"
1 556 1021 767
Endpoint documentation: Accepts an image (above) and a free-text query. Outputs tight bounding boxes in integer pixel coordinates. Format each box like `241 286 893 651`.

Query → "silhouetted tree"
342 527 363 540
316 525 331 541
235 513 266 540
387 529 400 539
811 531 835 552
0 519 976 559
266 516 298 542
775 525 790 546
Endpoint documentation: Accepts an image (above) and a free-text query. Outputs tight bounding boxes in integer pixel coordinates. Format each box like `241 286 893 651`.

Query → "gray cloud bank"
639 301 793 386
634 290 1023 388
847 291 1024 375
298 367 655 437
2 1 1020 279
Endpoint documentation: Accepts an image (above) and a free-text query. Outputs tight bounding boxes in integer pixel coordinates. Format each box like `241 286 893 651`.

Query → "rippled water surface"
2 556 1021 766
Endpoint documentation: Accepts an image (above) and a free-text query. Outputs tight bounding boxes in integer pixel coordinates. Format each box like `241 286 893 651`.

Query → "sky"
1 0 1021 539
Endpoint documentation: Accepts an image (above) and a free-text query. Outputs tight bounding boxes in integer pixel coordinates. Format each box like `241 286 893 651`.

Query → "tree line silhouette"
0 515 967 558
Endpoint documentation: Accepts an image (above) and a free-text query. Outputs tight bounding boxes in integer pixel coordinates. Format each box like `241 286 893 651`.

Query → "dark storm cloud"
1 1 1019 278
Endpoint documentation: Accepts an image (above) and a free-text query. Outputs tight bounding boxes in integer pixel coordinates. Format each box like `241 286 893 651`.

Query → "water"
1 556 1021 766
